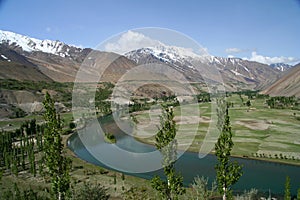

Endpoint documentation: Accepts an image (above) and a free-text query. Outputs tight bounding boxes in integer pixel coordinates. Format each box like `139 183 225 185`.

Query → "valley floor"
132 94 300 166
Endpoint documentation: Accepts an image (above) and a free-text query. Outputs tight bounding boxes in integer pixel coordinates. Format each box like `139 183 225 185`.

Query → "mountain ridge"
0 30 82 57
125 46 281 91
0 29 291 92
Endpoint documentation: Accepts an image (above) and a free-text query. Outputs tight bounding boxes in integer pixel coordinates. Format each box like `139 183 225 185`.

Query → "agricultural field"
133 94 300 165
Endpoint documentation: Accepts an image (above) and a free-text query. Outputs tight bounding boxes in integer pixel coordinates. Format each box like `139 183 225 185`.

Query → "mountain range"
0 30 299 95
125 46 282 91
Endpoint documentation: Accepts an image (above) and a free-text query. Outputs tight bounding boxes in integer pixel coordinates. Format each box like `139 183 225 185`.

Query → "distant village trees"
266 96 298 109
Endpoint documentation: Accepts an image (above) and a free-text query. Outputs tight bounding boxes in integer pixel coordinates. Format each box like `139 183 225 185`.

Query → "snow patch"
1 54 8 60
0 30 79 58
230 69 243 76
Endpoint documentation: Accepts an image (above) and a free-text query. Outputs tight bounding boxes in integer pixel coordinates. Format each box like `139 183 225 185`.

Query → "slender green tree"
284 176 291 200
43 92 72 200
215 99 243 200
14 182 21 200
297 187 300 200
12 148 18 176
151 106 185 200
0 167 3 182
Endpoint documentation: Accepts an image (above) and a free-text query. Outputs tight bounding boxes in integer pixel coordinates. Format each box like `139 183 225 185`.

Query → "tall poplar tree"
43 92 71 200
215 99 242 200
151 106 185 200
284 176 291 200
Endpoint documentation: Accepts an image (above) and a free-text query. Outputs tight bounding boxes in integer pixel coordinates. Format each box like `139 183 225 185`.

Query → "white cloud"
225 47 253 54
104 31 162 54
225 48 244 54
245 51 299 65
71 44 84 49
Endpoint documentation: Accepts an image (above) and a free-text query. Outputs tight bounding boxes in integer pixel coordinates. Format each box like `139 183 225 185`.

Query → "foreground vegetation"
1 79 300 199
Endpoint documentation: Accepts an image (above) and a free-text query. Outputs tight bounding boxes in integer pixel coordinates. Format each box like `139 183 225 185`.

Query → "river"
68 116 300 196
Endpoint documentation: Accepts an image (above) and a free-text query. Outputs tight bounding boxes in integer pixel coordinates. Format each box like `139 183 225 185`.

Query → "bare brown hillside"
262 63 300 97
0 45 52 82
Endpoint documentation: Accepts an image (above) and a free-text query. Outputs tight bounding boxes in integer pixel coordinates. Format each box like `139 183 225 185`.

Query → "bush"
236 188 258 200
71 182 110 200
69 121 76 129
122 187 150 200
191 176 217 200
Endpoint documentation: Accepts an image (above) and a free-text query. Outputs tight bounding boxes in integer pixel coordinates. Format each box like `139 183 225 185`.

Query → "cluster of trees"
104 132 116 144
129 96 179 113
195 92 211 103
232 90 260 100
0 79 73 93
1 183 48 200
266 96 298 109
129 99 154 113
0 119 44 177
1 93 111 200
94 83 114 115
9 105 27 118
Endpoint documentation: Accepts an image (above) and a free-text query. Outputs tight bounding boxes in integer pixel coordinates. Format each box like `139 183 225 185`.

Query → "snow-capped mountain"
0 30 83 58
125 46 281 90
0 30 136 83
125 45 211 67
270 63 293 72
0 30 283 90
0 30 95 82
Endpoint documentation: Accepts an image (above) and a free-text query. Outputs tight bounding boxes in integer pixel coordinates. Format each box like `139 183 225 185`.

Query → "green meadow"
133 94 300 165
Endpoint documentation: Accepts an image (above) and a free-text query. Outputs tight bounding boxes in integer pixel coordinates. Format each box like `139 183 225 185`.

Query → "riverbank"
134 136 300 167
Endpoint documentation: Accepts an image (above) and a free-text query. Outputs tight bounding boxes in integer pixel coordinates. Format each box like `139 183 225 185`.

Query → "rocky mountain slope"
125 46 281 91
262 63 300 97
0 45 53 81
270 63 293 72
0 30 136 83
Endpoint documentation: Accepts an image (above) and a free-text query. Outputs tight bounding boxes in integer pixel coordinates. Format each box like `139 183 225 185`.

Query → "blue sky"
0 0 300 64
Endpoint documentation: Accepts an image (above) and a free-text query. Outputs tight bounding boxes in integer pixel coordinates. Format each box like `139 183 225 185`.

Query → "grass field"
133 94 300 165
